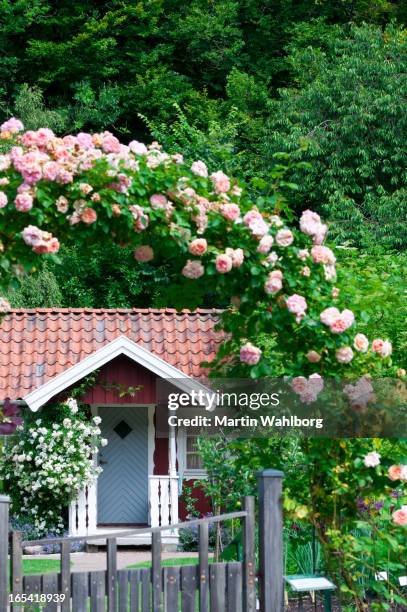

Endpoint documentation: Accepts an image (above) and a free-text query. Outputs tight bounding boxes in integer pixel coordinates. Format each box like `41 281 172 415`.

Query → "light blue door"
97 406 149 524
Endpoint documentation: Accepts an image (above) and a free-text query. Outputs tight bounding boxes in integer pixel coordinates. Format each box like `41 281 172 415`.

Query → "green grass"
22 559 60 575
127 557 214 569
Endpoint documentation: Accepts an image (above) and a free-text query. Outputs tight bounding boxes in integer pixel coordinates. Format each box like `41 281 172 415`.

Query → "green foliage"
263 23 407 249
7 267 63 308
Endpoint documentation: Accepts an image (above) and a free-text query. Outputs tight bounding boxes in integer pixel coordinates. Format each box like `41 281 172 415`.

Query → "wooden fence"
0 469 284 611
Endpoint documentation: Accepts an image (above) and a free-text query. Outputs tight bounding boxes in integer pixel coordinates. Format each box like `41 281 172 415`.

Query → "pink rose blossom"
15 192 33 212
388 465 407 481
102 132 121 153
320 307 340 326
324 264 337 281
191 160 208 178
134 245 154 262
182 260 205 279
210 170 230 193
240 343 262 365
354 333 369 353
275 229 294 247
215 253 233 274
243 210 263 227
372 339 392 358
248 218 269 238
225 248 244 268
1 117 24 133
299 210 328 244
77 133 95 149
270 215 283 227
266 252 279 267
257 235 274 254
150 194 168 209
301 266 311 277
297 249 309 261
81 208 97 224
291 374 323 403
264 270 283 295
320 308 354 333
392 506 407 526
56 196 69 213
0 192 7 208
306 351 321 363
189 238 208 256
286 294 307 322
336 346 354 364
311 245 336 265
79 183 93 195
129 140 148 155
221 203 240 221
363 451 381 467
43 162 60 181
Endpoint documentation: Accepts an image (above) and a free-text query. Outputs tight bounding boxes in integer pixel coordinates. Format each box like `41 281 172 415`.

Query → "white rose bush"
0 397 107 535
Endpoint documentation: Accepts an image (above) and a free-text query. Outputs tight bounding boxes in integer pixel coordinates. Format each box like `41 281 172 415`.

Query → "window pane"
186 453 203 469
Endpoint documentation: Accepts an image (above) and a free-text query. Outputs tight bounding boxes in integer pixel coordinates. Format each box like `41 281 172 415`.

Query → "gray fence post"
257 469 284 612
0 495 10 611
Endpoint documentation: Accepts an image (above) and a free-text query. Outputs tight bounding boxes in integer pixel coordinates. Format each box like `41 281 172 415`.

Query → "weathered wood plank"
257 469 284 612
117 570 128 612
72 572 89 612
210 563 226 612
181 565 197 612
42 573 59 612
90 570 106 612
129 569 140 611
10 531 23 612
152 531 162 611
140 568 150 612
165 566 180 612
227 563 243 612
107 538 117 612
0 496 9 612
199 523 209 612
24 575 41 597
60 540 71 612
242 496 256 612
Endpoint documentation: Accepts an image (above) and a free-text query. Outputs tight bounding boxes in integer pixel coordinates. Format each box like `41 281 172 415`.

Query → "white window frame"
177 427 208 480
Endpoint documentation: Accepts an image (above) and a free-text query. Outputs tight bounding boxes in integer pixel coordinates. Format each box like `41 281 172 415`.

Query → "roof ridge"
5 308 223 314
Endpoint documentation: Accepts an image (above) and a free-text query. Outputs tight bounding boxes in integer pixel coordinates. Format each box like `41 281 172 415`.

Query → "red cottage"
0 308 222 546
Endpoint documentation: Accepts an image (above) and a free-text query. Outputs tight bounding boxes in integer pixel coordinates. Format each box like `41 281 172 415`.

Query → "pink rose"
79 183 93 195
22 225 43 247
388 465 406 481
225 248 244 268
372 339 392 358
81 208 97 224
77 133 95 149
15 192 33 212
320 307 340 326
264 270 283 295
210 170 230 193
249 218 269 238
150 193 168 209
240 342 262 365
243 210 263 226
0 192 7 208
1 117 24 133
43 162 60 181
301 266 311 277
311 245 336 265
299 210 328 244
363 451 381 467
129 140 148 155
266 252 279 267
306 351 321 363
102 132 121 153
392 506 407 526
286 294 307 322
189 239 208 257
336 347 354 364
182 260 204 279
56 196 69 213
291 377 308 395
297 249 309 261
257 235 274 254
215 253 233 274
134 245 154 262
275 229 294 247
191 161 208 178
221 203 240 221
354 333 369 353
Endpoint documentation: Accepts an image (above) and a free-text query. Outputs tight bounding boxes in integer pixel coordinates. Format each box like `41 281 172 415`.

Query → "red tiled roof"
0 308 223 400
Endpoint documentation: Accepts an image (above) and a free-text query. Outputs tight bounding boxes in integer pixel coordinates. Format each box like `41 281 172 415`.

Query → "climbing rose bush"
0 118 395 381
0 398 106 535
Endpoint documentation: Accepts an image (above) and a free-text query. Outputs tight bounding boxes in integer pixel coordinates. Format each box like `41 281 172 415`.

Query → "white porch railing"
69 475 179 536
148 475 179 527
69 482 97 536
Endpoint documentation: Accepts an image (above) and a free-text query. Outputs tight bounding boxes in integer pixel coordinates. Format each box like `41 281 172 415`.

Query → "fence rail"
1 469 284 611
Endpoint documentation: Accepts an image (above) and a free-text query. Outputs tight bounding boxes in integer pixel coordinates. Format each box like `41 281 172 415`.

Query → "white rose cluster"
0 399 106 536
